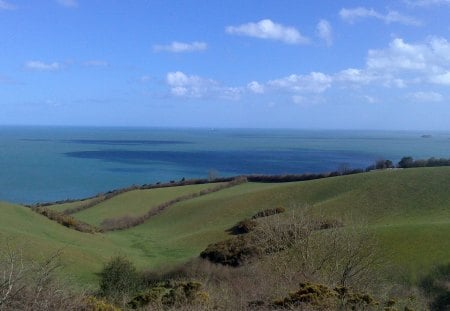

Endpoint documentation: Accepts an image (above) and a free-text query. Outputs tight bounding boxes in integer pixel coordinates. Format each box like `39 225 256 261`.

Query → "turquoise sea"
1 126 450 204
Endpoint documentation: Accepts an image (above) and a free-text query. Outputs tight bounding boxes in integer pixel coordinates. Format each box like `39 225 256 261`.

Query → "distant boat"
421 134 432 138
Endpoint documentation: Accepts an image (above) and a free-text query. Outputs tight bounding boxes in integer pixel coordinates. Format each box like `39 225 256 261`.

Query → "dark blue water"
1 126 449 204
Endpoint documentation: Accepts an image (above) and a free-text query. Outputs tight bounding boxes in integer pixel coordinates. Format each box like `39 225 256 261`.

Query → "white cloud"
336 68 374 84
0 0 15 10
268 72 332 93
409 91 444 102
367 38 428 71
153 41 207 53
366 37 450 86
56 0 78 8
166 71 210 97
316 19 333 46
83 60 109 67
226 19 309 45
240 36 450 104
25 61 62 71
166 71 241 100
247 81 264 94
167 37 450 105
339 7 421 26
336 37 450 88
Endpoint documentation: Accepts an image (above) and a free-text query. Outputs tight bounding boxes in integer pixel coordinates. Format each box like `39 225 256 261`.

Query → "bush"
420 263 450 311
273 282 337 308
98 256 139 302
273 282 379 310
128 281 208 309
228 219 258 235
85 296 121 311
31 207 100 233
200 236 259 266
251 207 286 219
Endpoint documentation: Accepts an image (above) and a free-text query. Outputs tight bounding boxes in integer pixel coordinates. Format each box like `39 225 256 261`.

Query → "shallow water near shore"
1 126 449 204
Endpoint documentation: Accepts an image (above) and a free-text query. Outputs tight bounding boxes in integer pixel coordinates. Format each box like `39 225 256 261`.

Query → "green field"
47 198 98 212
1 167 449 287
69 183 225 226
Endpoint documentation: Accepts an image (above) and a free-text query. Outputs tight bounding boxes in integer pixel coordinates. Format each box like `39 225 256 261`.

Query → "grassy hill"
1 167 449 287
69 183 225 226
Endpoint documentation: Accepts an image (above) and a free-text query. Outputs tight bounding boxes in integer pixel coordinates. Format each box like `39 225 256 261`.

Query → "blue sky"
1 0 450 129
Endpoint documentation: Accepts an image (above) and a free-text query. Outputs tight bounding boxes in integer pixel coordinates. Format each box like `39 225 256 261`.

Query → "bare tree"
248 206 381 291
0 238 86 310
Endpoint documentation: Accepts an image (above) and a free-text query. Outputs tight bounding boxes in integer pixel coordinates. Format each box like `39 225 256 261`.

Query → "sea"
1 126 450 204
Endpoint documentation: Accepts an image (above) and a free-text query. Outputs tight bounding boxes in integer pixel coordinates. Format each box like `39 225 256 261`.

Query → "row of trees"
365 156 450 172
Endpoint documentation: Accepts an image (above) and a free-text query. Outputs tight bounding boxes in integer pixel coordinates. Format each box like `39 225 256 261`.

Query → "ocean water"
1 126 450 204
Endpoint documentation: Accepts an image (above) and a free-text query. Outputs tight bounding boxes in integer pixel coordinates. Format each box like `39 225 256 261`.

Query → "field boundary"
31 206 102 233
100 177 248 231
26 177 235 213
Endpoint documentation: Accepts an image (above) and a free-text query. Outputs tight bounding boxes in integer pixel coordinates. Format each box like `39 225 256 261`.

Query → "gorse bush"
273 282 381 310
128 281 209 309
227 218 258 235
85 296 121 311
200 236 259 267
31 206 101 233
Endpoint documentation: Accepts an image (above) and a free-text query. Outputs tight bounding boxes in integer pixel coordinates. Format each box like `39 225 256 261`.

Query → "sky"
1 0 450 129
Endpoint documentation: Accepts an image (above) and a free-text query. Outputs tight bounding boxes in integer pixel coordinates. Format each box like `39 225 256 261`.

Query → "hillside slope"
1 167 449 286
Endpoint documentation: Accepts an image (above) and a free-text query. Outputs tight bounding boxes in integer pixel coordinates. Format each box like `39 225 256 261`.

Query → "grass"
0 201 150 286
71 183 225 226
1 167 449 287
46 198 97 212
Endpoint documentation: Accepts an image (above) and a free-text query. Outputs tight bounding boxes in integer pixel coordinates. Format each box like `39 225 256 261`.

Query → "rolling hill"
1 167 449 287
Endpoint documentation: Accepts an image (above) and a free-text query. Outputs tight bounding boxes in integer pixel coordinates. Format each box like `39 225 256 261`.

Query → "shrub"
32 207 100 233
273 283 379 310
251 207 286 219
398 156 415 168
273 282 337 308
419 263 450 311
85 296 121 311
128 281 208 309
200 236 259 266
228 219 258 235
375 159 395 170
98 256 139 302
